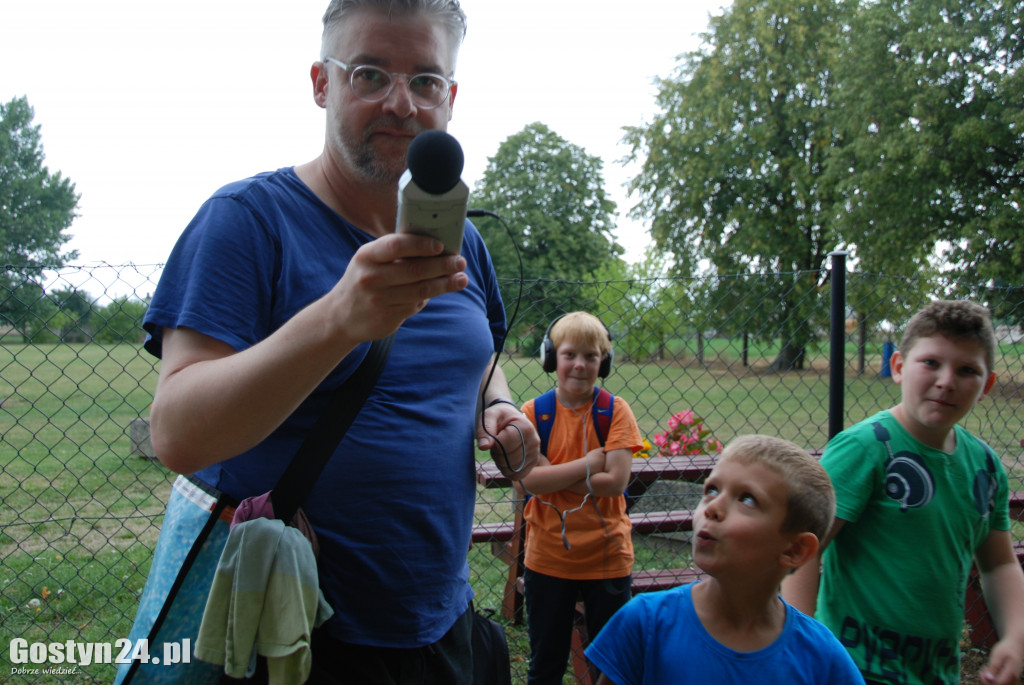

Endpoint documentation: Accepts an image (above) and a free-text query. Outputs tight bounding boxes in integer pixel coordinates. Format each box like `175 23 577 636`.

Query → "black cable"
469 209 528 474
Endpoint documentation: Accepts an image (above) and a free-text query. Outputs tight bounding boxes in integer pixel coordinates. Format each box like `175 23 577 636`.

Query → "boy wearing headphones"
518 311 643 684
783 300 1024 685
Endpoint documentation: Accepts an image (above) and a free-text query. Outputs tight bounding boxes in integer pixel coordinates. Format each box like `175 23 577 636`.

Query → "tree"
92 296 149 344
473 122 624 351
1 96 80 330
827 0 1023 283
472 122 622 281
48 287 96 341
623 0 852 370
581 248 677 363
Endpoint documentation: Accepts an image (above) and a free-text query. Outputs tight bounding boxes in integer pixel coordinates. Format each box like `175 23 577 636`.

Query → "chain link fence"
1 263 1021 683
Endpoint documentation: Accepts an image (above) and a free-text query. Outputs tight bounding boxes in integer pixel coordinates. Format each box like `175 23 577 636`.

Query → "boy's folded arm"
521 455 596 495
584 448 633 497
526 448 629 497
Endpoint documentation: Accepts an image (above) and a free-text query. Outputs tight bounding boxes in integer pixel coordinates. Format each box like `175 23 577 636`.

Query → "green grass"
497 347 1023 457
1 546 155 683
1 340 1022 683
1 343 171 682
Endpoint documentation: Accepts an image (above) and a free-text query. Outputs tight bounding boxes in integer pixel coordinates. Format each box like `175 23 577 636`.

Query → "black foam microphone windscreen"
396 130 469 255
405 130 465 194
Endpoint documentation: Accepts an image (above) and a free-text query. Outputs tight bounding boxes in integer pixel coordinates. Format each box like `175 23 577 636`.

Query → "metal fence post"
829 250 849 440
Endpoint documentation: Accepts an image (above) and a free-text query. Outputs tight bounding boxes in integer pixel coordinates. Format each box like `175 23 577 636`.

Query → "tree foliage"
1 96 79 268
828 0 1024 282
473 122 622 281
92 296 149 344
473 122 624 353
624 0 850 369
624 0 1022 365
625 0 850 277
1 96 80 330
4 285 148 344
580 248 679 363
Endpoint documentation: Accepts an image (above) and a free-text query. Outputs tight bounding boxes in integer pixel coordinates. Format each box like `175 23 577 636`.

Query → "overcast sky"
2 0 729 271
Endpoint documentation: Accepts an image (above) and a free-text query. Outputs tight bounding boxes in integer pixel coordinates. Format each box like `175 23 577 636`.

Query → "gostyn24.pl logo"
8 638 192 669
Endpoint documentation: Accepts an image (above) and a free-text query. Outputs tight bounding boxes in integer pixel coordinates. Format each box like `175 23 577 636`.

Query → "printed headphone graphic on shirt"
539 314 613 379
871 422 935 512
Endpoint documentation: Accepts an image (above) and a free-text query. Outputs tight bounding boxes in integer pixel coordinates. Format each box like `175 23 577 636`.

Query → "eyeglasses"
325 58 455 110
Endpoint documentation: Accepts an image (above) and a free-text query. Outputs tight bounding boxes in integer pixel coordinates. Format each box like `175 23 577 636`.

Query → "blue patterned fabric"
115 479 232 684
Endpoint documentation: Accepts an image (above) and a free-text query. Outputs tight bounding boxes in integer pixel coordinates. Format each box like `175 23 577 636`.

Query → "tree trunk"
767 339 805 372
857 312 867 376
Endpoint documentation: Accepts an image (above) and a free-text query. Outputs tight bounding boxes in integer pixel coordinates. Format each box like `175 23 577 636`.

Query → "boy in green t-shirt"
783 299 1024 685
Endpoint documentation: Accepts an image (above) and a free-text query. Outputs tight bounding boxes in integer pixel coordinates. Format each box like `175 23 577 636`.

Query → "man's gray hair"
321 0 468 73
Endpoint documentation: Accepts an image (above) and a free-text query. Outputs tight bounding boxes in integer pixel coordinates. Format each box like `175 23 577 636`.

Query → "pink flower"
654 409 722 456
673 410 695 426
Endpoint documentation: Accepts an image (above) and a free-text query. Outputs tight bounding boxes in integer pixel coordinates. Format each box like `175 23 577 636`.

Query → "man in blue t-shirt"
132 2 539 683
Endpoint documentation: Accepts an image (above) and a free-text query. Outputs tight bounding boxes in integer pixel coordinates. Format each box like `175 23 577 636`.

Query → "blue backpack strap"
536 387 615 454
592 387 626 501
534 389 557 457
592 387 614 447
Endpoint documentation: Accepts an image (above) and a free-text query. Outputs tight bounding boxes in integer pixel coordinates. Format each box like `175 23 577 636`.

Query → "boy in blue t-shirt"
783 300 1024 685
586 435 864 684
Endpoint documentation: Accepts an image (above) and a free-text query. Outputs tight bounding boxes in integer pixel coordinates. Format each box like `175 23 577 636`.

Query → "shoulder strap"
272 333 395 525
592 387 614 448
535 389 557 456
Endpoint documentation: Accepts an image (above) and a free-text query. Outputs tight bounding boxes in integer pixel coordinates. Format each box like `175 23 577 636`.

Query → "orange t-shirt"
521 394 643 580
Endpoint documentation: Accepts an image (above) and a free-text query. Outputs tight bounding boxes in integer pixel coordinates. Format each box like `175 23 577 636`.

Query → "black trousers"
523 568 631 685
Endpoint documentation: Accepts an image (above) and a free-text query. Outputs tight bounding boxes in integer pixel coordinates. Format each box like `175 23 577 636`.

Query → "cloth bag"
114 476 236 684
117 336 392 684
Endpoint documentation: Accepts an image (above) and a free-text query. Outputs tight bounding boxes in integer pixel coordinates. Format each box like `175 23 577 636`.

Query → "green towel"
195 518 334 684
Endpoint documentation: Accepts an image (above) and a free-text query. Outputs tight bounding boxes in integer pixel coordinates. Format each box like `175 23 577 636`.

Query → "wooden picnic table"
476 453 719 490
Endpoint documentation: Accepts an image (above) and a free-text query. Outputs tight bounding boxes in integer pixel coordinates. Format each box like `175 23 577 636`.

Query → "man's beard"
350 148 404 186
342 118 424 186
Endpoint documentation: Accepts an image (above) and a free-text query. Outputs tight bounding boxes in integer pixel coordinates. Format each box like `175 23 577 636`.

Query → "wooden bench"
476 454 717 491
471 508 697 545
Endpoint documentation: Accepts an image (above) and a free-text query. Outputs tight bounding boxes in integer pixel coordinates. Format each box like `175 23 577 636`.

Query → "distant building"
995 325 1022 344
0 326 24 342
